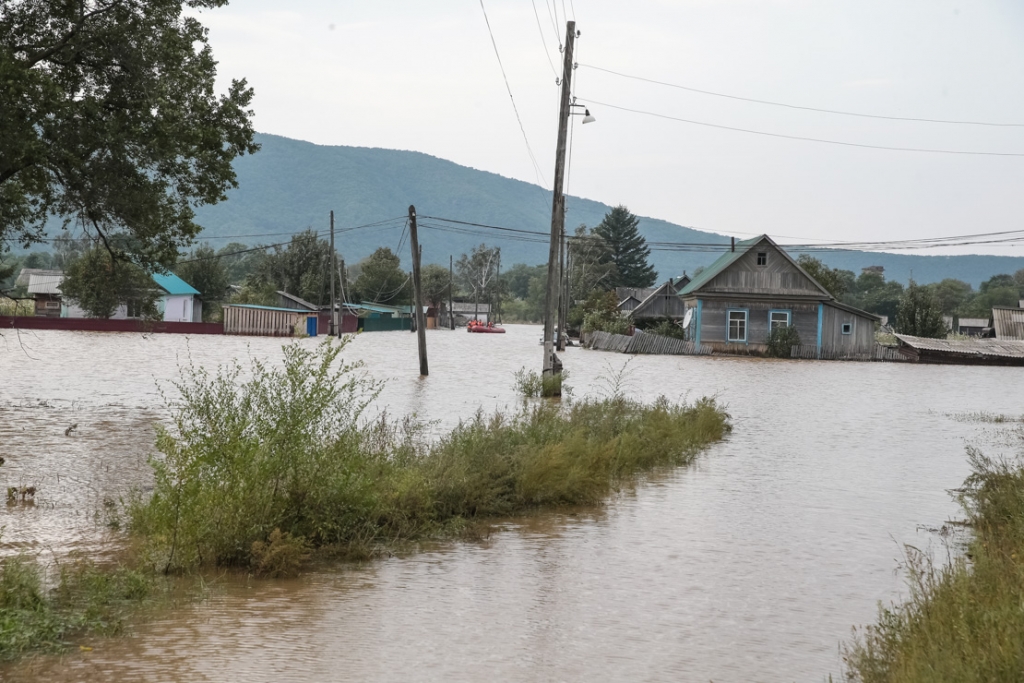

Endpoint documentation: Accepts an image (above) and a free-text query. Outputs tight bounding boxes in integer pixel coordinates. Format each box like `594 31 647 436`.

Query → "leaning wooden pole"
542 20 575 392
408 205 428 376
329 210 337 336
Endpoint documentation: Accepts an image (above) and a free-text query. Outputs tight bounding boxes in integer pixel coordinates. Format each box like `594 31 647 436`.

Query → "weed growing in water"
129 339 729 573
514 368 571 398
842 443 1024 682
0 557 155 661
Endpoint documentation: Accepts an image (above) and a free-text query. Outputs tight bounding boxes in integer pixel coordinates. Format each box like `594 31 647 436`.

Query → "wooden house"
25 272 64 317
677 235 879 357
630 277 692 320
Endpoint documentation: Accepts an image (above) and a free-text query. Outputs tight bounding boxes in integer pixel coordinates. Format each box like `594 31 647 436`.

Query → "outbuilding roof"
895 334 1024 360
26 273 65 295
152 272 200 296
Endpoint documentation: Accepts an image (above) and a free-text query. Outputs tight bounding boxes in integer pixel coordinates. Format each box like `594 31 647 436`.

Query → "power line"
477 0 547 187
583 98 1024 157
580 64 1024 128
530 0 559 79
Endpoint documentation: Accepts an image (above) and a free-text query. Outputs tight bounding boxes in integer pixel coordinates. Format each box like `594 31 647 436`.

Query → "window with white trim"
728 310 747 342
769 310 790 329
841 322 853 335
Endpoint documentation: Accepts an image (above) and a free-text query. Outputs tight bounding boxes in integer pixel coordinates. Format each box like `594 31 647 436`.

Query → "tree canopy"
61 245 159 318
895 281 947 338
0 0 258 270
244 230 336 306
796 255 852 299
353 247 409 305
175 244 228 321
593 206 656 289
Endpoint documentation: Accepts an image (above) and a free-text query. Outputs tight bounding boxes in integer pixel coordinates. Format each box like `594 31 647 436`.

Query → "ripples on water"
2 326 1022 681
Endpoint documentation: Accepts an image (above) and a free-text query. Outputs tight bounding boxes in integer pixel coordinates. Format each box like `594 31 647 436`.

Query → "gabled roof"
17 269 63 287
678 234 832 298
276 290 319 311
26 273 65 295
677 237 761 295
826 299 881 322
152 273 199 296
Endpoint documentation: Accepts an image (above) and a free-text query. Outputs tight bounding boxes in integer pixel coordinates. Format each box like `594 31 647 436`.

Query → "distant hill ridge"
191 133 1024 287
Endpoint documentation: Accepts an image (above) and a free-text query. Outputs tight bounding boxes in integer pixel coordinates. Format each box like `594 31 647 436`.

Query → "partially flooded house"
677 235 879 357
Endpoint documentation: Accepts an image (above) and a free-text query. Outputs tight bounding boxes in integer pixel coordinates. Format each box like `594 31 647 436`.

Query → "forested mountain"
186 133 1024 287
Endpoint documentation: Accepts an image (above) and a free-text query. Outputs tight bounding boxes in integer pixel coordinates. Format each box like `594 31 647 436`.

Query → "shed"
151 273 202 322
223 304 312 336
957 317 990 337
992 306 1024 341
677 235 879 357
25 273 65 317
894 334 1024 366
631 279 690 319
276 291 319 311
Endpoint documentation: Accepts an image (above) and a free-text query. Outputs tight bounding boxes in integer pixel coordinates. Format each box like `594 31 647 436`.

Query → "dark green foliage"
928 278 974 315
246 230 337 306
175 244 229 321
797 255 853 299
501 263 546 300
61 246 159 319
843 447 1024 682
420 263 452 310
217 242 264 284
843 271 905 320
764 325 801 358
895 281 948 338
0 558 154 661
127 339 729 572
0 0 258 271
352 246 410 304
639 318 687 340
979 273 1017 293
594 206 657 288
579 290 631 335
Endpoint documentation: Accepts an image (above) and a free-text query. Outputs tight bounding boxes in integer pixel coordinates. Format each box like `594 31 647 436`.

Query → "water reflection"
2 326 1023 681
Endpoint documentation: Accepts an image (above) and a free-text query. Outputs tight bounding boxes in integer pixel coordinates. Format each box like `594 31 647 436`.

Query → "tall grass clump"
843 441 1024 682
0 557 154 661
129 339 730 573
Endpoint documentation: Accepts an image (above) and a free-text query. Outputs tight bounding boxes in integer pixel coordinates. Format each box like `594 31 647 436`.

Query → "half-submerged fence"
584 330 713 356
790 344 910 362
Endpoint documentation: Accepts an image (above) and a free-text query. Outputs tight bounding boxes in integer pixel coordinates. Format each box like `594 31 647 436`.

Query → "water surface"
1 325 1020 681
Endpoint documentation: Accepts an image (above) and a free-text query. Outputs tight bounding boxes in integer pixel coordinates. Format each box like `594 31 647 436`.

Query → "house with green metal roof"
677 235 879 358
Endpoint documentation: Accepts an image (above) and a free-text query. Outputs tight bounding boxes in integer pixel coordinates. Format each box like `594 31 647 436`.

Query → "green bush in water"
129 338 730 573
764 325 801 358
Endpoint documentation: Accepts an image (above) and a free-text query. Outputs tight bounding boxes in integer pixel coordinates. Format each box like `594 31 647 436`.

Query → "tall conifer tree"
593 206 657 288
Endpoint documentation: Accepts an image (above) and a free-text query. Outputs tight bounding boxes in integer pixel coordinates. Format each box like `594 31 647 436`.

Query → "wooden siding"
821 303 876 354
992 307 1024 340
698 299 818 347
701 242 825 296
631 282 688 319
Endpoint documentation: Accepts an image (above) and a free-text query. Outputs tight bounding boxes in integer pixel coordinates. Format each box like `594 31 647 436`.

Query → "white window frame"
769 310 791 330
727 309 748 342
841 322 853 335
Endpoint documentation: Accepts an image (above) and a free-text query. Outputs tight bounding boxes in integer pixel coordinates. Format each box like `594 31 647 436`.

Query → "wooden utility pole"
542 21 576 389
408 205 428 376
329 211 337 336
449 255 455 330
561 223 569 352
495 251 501 324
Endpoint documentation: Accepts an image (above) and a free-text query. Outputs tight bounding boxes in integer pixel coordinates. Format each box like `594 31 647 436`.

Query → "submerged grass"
843 436 1024 682
127 338 730 573
0 557 155 661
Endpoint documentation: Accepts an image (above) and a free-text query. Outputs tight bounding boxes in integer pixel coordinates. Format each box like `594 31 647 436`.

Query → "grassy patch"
842 443 1024 682
128 338 730 573
0 557 155 661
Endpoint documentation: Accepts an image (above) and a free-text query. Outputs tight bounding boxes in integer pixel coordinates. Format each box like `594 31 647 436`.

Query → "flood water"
1 324 1021 681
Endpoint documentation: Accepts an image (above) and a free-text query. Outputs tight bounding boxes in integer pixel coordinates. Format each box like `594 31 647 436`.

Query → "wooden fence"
791 344 911 362
584 330 713 356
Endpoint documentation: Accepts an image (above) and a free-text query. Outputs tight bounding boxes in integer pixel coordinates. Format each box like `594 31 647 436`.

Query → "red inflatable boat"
467 321 506 334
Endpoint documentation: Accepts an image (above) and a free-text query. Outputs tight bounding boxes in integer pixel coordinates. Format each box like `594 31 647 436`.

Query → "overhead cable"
580 64 1024 128
582 98 1024 157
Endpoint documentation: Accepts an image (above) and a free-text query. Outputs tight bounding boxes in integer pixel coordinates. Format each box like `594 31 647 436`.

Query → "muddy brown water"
1 325 1021 681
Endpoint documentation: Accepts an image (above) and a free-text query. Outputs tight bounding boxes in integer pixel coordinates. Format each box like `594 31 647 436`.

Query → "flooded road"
2 325 1021 681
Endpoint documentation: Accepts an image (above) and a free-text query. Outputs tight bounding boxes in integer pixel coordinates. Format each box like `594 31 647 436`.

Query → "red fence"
0 316 223 335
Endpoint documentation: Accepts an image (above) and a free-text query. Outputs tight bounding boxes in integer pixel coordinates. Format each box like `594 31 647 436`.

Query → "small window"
842 322 853 335
728 310 747 342
756 252 767 266
44 301 60 309
770 310 790 329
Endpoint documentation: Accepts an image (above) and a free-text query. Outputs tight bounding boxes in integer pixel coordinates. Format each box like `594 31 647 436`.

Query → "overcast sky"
194 0 1024 255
